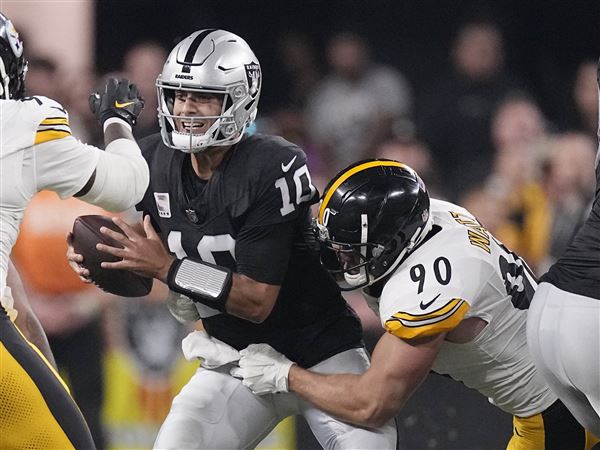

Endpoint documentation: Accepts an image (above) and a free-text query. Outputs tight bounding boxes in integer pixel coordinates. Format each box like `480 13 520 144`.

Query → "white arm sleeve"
78 138 150 212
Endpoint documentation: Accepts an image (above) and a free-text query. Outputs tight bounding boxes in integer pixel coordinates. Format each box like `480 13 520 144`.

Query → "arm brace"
78 138 150 212
167 258 232 312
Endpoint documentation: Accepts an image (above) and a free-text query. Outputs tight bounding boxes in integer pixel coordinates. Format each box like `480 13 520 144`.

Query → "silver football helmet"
156 29 261 153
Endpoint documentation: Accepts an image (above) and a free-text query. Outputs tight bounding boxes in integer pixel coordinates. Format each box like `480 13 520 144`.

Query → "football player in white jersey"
233 159 600 449
527 60 600 438
0 11 149 449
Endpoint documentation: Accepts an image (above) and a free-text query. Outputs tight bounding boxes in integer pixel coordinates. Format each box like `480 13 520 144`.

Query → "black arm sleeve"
235 220 296 285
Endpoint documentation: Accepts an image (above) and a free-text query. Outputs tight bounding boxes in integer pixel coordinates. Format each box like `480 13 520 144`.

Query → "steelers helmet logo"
6 21 23 58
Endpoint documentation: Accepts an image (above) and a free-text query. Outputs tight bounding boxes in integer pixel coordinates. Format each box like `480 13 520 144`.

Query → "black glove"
89 77 144 128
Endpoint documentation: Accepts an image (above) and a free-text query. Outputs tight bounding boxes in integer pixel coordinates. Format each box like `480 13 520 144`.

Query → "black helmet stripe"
183 29 217 64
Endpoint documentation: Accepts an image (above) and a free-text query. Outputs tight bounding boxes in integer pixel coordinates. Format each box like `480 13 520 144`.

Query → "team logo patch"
6 21 23 58
244 62 261 98
154 192 171 218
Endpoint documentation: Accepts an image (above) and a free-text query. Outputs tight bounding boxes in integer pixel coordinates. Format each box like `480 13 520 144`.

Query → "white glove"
166 290 201 324
181 330 240 369
1 287 18 322
230 343 294 395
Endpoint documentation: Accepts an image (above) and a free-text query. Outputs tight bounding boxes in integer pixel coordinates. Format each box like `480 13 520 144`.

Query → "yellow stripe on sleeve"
384 298 470 340
35 129 71 145
40 117 69 126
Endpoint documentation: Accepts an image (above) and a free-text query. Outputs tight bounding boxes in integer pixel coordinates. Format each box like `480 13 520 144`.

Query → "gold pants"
508 400 600 450
0 308 95 449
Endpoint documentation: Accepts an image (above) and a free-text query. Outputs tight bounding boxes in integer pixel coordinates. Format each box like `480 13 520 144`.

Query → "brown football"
71 215 153 297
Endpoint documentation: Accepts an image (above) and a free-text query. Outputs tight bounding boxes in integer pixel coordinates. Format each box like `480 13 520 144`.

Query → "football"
71 215 153 297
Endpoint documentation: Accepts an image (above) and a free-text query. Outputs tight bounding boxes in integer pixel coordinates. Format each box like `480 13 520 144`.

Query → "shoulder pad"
378 236 477 340
22 96 72 145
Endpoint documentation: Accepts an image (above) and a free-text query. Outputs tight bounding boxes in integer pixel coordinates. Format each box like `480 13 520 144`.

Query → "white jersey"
0 96 101 294
377 199 556 417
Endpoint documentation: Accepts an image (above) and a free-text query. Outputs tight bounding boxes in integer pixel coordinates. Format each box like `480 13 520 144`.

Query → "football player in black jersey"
76 30 398 449
526 60 600 437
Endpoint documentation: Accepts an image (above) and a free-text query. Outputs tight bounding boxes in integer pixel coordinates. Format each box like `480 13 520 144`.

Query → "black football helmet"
0 12 26 99
314 159 432 290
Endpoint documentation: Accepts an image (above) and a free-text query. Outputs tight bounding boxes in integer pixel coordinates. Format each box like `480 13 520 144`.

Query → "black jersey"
137 133 363 367
542 159 600 300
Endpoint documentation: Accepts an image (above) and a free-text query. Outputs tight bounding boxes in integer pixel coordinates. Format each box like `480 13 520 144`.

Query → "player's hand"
96 215 175 282
166 291 202 324
181 330 240 369
89 77 144 128
66 232 93 283
230 343 294 395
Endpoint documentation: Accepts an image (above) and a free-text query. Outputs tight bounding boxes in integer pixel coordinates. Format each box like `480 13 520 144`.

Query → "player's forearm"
7 261 57 368
104 120 135 146
287 366 400 428
15 310 57 369
225 273 278 323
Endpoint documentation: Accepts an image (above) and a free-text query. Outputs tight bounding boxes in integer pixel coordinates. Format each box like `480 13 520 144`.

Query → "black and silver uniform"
542 158 600 300
136 133 363 367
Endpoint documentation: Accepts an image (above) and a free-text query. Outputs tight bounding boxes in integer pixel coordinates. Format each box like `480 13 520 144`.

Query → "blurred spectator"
562 59 599 140
375 135 446 199
122 40 168 138
461 187 511 236
12 192 109 450
481 94 551 273
24 56 60 100
60 69 101 146
268 32 321 112
305 32 413 177
540 132 597 271
418 21 526 200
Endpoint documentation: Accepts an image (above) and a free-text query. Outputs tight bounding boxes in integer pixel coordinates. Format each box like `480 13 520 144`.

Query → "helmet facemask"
157 82 255 153
314 216 386 290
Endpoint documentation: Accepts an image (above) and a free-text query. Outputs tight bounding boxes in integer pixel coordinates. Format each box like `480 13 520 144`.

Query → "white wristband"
103 117 132 133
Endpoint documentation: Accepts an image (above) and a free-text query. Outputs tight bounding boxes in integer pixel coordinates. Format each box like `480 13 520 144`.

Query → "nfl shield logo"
185 208 199 224
244 63 261 98
154 193 171 218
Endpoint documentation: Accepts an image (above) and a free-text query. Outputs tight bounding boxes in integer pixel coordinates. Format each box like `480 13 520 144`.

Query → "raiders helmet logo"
244 63 261 98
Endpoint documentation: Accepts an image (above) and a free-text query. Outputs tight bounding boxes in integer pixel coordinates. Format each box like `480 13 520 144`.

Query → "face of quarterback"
172 90 224 135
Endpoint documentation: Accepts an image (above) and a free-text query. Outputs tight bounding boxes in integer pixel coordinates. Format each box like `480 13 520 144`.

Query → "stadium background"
4 0 600 449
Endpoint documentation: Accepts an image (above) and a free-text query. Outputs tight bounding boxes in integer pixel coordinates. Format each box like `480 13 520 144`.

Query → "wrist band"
167 258 232 312
103 117 132 133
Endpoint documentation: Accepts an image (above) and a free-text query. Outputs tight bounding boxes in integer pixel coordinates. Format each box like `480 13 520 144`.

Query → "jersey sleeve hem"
384 298 470 339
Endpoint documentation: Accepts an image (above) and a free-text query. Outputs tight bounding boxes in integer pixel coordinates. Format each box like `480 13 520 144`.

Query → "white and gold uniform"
0 95 147 449
378 199 598 449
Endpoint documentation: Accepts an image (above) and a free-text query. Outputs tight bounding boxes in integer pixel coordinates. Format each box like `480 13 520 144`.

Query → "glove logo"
115 100 135 108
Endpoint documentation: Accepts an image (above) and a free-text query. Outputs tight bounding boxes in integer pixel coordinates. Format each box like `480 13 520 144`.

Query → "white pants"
527 282 600 436
153 347 398 450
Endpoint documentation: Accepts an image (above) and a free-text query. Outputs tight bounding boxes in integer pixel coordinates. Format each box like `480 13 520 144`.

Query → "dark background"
95 2 598 448
96 0 600 118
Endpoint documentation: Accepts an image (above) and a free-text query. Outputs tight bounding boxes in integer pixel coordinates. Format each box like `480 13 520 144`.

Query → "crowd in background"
11 19 598 450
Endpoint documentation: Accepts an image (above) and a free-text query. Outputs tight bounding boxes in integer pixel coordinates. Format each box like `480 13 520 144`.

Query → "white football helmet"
156 29 261 153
